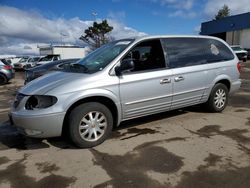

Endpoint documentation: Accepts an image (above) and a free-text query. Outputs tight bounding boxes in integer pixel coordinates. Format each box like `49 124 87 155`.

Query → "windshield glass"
73 39 133 73
28 57 40 62
39 56 53 62
19 57 28 63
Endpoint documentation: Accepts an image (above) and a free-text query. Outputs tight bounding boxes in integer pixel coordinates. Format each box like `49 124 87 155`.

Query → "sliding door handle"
174 76 184 82
160 78 171 84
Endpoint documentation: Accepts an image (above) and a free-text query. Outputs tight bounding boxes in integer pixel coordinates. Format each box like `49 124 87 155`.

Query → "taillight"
237 62 241 73
3 65 12 70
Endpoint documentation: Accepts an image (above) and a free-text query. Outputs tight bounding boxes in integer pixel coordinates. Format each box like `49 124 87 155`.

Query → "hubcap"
214 89 226 109
78 111 107 142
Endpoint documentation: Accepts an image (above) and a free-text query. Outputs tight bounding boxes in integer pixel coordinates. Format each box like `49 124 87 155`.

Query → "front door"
118 39 173 120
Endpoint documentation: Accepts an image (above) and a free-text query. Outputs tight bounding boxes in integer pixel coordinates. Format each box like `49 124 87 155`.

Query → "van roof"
132 35 221 41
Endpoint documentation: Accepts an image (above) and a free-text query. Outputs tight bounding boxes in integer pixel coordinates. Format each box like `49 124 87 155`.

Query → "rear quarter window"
162 38 235 68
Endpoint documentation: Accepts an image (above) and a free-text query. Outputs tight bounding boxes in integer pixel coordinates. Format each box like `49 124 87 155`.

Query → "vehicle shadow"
0 106 206 150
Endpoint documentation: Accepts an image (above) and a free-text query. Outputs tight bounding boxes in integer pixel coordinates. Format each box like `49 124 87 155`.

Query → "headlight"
25 95 57 110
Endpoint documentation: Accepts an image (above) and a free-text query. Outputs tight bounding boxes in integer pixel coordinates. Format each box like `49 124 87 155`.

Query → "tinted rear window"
162 38 234 68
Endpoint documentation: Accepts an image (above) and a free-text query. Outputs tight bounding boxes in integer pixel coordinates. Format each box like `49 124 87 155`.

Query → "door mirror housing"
115 59 135 75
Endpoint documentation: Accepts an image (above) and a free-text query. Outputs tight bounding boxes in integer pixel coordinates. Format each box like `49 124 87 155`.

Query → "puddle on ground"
0 156 10 165
229 94 250 108
35 162 60 173
234 109 248 112
196 125 250 144
0 155 76 188
0 128 50 150
112 127 159 140
176 166 250 188
246 118 250 127
198 153 222 170
90 140 184 188
188 125 250 156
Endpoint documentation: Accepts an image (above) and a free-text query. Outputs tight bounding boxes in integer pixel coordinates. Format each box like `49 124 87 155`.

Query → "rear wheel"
68 102 113 148
206 83 228 112
0 74 8 85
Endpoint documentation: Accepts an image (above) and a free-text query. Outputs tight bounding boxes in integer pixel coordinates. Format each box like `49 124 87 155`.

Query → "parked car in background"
25 58 79 84
245 48 250 60
0 58 12 65
231 45 247 62
10 35 241 148
8 57 22 66
24 56 42 69
0 59 15 85
36 55 60 66
13 56 29 70
14 56 43 70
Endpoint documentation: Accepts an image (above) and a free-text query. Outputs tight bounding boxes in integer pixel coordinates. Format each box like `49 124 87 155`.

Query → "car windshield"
39 56 53 62
71 39 134 73
19 57 29 63
28 57 40 62
231 46 243 51
0 59 11 65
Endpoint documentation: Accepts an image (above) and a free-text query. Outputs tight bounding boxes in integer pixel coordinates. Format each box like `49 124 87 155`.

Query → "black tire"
68 102 113 148
206 83 228 112
0 73 8 85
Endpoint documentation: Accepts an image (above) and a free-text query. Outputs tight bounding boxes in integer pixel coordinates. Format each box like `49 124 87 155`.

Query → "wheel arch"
62 95 121 137
212 75 231 92
215 79 231 92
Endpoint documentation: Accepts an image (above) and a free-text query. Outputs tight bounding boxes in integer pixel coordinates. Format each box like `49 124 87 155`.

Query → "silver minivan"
10 35 241 148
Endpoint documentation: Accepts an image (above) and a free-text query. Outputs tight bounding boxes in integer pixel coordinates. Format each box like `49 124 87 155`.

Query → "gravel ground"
0 62 250 188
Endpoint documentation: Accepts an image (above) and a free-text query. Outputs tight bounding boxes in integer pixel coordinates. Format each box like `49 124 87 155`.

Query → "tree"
214 5 230 20
79 20 113 49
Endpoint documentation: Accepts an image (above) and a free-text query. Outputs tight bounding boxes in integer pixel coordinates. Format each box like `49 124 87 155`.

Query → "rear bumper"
10 111 66 138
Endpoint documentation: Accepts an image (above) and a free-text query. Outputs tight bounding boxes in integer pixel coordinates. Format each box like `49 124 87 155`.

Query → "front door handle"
174 76 184 82
160 78 171 84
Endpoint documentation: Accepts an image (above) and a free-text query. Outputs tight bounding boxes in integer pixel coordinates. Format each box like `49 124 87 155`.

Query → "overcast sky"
1 0 250 55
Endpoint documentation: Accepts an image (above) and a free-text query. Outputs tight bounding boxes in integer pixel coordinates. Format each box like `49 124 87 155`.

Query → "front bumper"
10 111 66 138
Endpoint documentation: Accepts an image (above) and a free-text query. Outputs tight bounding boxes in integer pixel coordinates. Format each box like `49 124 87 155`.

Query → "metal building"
200 12 250 48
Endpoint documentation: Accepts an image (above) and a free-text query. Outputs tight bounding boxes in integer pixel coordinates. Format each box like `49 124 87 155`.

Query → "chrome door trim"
125 93 172 105
173 87 208 96
124 87 208 106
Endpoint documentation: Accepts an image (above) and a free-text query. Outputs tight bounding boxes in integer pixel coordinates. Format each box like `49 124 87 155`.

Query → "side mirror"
115 59 134 75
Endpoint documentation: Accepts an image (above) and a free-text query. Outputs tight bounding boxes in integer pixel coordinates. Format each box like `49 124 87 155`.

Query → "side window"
162 38 234 68
54 56 59 61
206 39 234 63
122 39 166 72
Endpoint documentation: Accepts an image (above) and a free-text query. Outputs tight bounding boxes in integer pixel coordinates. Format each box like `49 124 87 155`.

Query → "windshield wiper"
71 63 88 70
63 63 89 73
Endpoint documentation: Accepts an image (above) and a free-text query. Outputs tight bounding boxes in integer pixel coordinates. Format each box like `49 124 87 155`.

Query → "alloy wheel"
78 111 107 142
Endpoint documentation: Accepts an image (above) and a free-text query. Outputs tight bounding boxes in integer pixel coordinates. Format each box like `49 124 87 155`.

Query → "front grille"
14 93 26 108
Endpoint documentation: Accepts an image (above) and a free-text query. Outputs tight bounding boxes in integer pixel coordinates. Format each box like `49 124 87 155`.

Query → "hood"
37 60 51 65
19 71 89 95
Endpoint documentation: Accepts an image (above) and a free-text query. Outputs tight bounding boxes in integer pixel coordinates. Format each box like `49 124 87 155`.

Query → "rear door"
118 39 173 120
162 37 215 109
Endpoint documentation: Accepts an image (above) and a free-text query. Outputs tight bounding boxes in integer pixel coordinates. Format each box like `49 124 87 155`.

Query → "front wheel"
68 102 113 148
206 83 228 112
